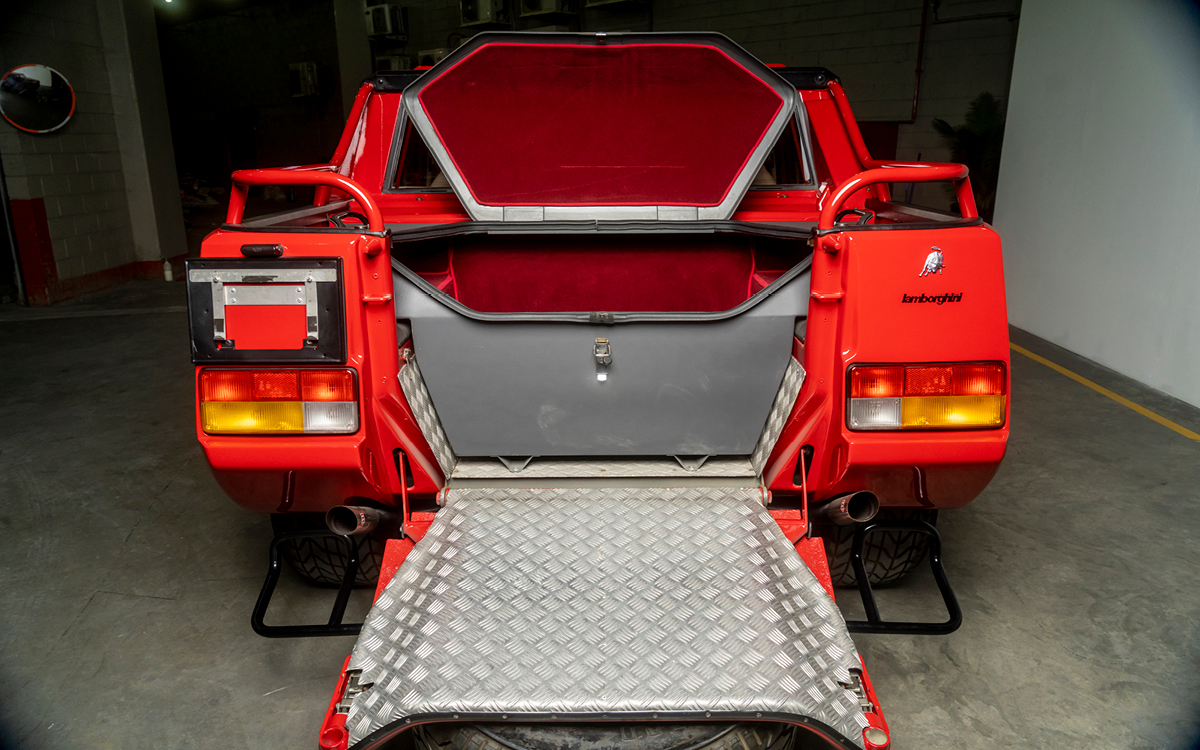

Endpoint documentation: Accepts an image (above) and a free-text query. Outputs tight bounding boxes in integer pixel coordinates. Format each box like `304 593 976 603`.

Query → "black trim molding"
775 67 840 89
814 217 984 236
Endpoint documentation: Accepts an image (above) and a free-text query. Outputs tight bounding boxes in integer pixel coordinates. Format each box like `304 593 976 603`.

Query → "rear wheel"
269 513 383 586
415 722 792 750
819 508 938 588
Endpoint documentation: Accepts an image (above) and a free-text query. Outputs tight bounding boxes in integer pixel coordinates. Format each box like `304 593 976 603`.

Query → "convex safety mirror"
0 64 75 133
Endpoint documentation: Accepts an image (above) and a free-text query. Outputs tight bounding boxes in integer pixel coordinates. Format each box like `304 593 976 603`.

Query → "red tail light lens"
952 363 1006 396
199 370 252 402
904 366 954 396
252 371 301 400
849 366 904 398
301 370 356 401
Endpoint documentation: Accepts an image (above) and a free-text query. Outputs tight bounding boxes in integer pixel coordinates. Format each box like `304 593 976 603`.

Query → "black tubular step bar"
843 519 963 635
251 529 365 638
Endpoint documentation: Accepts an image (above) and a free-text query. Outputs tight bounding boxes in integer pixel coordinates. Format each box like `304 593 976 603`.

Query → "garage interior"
2 0 1199 749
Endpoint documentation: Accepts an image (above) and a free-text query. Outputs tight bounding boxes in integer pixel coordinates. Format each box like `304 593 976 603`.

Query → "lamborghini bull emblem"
919 247 945 277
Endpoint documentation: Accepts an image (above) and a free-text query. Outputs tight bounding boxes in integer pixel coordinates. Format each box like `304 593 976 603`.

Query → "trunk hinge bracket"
336 669 374 714
839 669 875 714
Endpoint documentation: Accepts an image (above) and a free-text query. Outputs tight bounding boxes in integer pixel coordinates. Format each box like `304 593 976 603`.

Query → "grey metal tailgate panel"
394 271 808 457
345 488 868 747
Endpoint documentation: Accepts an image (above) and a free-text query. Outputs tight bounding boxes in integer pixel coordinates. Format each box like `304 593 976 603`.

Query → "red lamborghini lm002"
185 32 1008 750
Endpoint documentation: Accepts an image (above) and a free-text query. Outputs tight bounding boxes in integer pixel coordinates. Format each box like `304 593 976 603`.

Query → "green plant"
932 92 1006 222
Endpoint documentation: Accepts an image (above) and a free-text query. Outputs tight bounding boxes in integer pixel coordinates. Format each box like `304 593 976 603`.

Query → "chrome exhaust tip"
813 491 880 526
326 505 388 536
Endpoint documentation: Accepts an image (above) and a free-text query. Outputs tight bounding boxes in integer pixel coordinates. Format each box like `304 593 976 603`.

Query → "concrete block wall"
1 0 185 304
1 0 139 291
398 0 1020 209
995 0 1200 409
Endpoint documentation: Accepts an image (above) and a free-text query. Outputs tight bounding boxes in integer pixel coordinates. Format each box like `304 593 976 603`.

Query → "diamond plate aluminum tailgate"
345 488 869 748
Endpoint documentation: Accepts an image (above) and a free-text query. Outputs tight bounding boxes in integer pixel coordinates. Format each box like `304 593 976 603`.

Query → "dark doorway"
155 0 349 255
0 152 23 305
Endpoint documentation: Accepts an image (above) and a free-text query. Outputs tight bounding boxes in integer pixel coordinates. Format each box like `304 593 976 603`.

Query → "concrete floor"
1 280 1198 749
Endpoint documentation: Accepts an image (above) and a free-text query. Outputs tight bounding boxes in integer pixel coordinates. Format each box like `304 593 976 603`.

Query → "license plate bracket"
186 257 346 364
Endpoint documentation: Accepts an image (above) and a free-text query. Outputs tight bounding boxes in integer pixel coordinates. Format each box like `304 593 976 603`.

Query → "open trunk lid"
403 32 797 222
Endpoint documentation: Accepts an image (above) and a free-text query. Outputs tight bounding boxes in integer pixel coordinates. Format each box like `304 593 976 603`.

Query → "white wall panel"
995 0 1200 407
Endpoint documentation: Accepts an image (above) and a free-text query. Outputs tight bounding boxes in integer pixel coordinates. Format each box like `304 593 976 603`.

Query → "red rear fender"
768 223 1009 509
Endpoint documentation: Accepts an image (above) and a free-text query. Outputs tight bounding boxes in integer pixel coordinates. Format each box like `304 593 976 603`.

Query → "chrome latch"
594 338 612 382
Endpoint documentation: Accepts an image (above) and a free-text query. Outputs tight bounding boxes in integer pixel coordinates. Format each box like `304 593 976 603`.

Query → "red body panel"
195 230 443 512
765 224 1009 507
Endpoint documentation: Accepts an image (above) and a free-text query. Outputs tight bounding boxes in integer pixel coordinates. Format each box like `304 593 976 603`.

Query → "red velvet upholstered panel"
418 43 784 206
444 238 755 313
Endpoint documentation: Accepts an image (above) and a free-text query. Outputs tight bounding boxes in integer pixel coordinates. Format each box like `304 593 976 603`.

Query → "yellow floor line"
1010 342 1200 443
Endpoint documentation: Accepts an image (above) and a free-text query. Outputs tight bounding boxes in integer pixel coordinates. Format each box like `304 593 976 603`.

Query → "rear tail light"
199 369 359 435
848 363 1006 430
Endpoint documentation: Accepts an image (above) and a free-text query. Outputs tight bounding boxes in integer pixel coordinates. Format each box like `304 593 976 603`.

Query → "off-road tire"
269 513 383 587
415 722 792 750
820 508 938 588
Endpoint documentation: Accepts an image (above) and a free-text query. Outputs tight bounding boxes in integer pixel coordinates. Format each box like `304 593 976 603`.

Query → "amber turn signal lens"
901 395 1006 428
201 402 305 434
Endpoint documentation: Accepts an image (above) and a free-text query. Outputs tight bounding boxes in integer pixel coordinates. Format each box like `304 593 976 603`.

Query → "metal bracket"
843 519 962 635
305 273 319 342
837 669 874 714
190 267 337 345
336 669 375 714
673 455 709 472
251 529 364 638
497 456 534 473
211 279 225 341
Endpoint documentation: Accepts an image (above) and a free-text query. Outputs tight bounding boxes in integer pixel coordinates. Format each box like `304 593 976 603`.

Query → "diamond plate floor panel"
449 457 757 484
345 488 868 747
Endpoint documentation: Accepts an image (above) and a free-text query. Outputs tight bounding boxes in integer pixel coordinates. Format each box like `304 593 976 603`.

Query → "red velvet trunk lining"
448 242 752 313
417 44 784 206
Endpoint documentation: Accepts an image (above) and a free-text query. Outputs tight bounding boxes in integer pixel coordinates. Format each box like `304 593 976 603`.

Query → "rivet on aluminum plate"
705 712 711 718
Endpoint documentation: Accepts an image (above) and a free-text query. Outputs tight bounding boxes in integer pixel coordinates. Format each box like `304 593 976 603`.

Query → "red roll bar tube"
818 164 978 230
823 79 979 225
226 168 385 232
